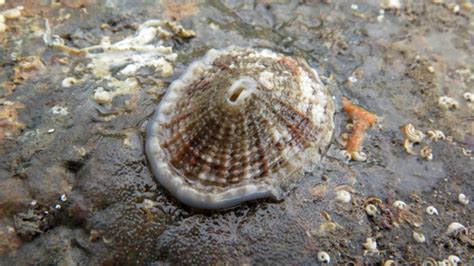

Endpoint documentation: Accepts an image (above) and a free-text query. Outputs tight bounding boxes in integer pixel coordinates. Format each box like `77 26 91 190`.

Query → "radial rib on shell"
146 46 335 209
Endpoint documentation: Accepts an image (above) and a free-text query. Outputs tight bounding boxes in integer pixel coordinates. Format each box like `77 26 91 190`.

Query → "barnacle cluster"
146 47 335 209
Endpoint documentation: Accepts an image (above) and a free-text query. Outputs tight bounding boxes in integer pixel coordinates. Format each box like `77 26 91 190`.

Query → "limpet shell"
146 46 335 209
393 200 407 209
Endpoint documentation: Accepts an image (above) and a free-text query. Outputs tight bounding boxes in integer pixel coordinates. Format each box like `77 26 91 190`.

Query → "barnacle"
365 204 377 216
341 97 377 161
438 96 459 109
335 190 351 203
458 193 469 205
393 200 407 209
413 231 426 243
146 47 335 209
464 92 473 102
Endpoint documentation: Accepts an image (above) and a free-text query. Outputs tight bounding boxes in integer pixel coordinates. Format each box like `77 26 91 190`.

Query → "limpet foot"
146 46 335 209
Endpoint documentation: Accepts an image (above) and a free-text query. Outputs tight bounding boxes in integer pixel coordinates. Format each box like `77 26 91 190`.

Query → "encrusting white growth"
146 46 335 209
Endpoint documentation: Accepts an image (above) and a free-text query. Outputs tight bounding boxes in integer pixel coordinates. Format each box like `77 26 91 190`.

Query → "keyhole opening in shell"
229 86 246 102
226 77 257 105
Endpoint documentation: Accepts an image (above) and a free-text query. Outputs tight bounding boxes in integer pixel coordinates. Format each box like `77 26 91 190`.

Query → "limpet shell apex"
146 47 335 209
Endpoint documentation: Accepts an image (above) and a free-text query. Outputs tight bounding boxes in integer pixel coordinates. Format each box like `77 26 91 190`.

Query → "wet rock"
0 227 91 265
0 221 22 255
0 178 31 217
13 205 56 241
25 164 72 203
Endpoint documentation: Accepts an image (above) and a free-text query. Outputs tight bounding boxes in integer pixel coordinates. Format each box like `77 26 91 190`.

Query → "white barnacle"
446 222 465 235
393 200 407 210
335 190 351 203
317 251 330 263
61 77 77 88
363 237 377 251
413 231 426 243
365 204 377 216
425 206 438 215
458 193 469 205
438 96 459 110
464 92 473 102
93 87 113 104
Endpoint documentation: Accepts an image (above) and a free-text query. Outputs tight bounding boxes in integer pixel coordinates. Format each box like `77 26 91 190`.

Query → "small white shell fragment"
393 200 407 210
413 231 426 243
335 190 351 203
94 87 113 104
448 255 461 266
446 222 465 235
50 106 69 116
383 260 395 266
363 237 377 251
452 4 460 13
317 251 330 263
438 259 449 266
47 128 55 133
365 204 377 216
0 22 6 33
448 255 461 265
2 6 24 19
426 206 439 215
458 193 469 205
61 77 77 88
382 0 401 10
350 4 358 10
464 92 473 102
55 204 61 210
438 96 459 109
60 194 67 202
352 151 367 161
